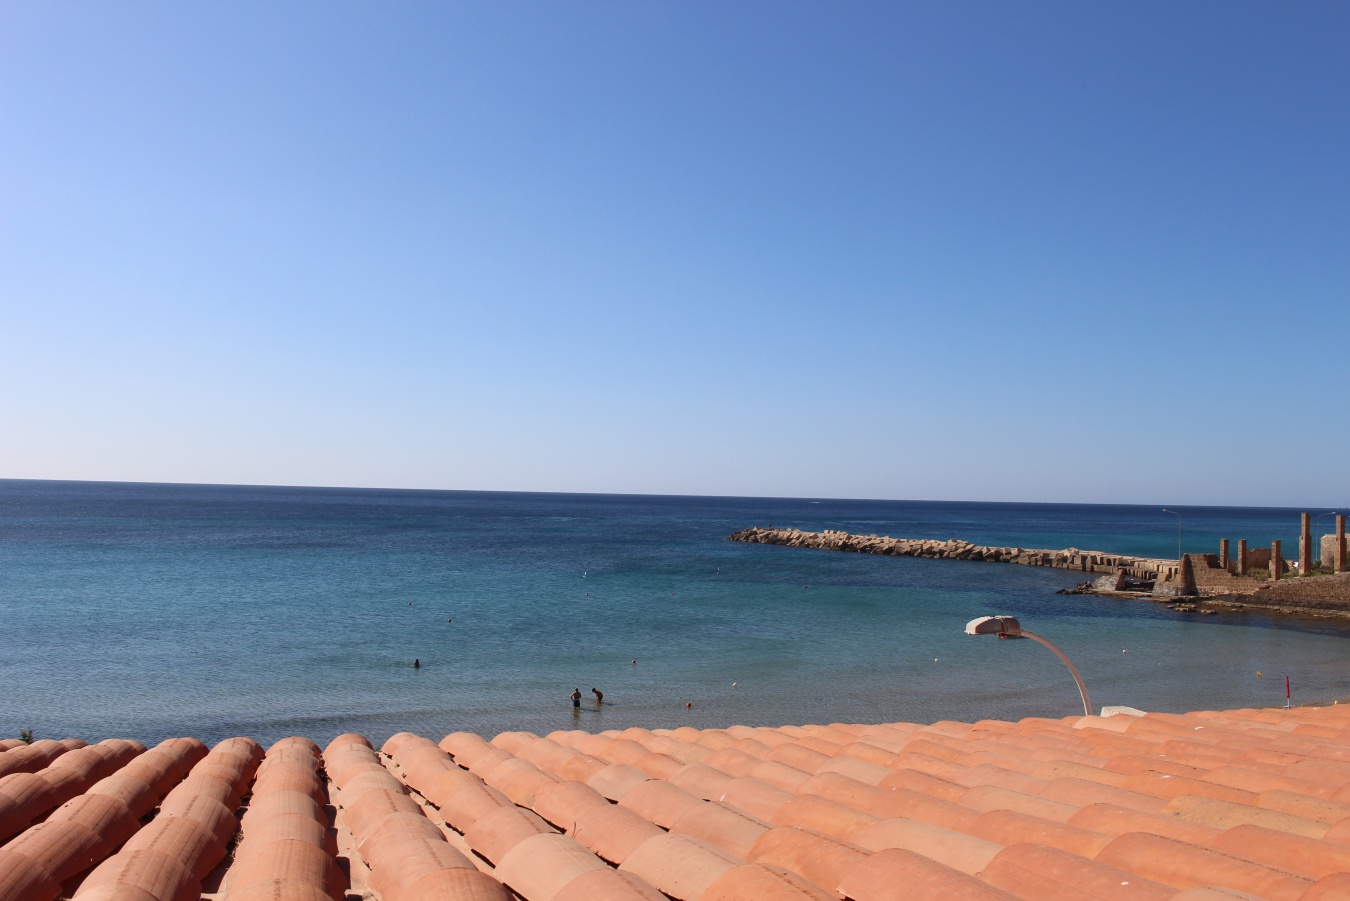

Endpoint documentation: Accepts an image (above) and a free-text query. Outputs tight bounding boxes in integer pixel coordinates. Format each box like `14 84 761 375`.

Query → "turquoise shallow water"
1 480 1346 747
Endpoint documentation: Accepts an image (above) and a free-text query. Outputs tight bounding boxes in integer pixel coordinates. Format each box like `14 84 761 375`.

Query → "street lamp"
1162 508 1182 561
1315 512 1341 568
965 615 1093 717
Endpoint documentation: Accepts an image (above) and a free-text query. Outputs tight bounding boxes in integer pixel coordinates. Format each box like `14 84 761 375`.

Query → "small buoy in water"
686 702 692 709
1122 649 1127 654
934 658 939 663
585 593 589 597
1257 671 1263 678
732 682 737 688
631 659 637 665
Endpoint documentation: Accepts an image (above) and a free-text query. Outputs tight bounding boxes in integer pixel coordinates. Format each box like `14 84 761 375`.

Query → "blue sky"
2 3 1346 505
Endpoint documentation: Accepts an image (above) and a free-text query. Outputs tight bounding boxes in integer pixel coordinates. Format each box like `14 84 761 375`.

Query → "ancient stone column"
1220 538 1230 572
1237 539 1248 575
1300 512 1312 576
1338 515 1347 574
1271 540 1282 582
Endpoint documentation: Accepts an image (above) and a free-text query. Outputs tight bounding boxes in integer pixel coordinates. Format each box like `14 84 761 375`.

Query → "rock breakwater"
728 526 1178 582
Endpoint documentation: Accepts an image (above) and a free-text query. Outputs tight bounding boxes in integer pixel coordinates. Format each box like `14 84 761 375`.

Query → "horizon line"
0 476 1338 514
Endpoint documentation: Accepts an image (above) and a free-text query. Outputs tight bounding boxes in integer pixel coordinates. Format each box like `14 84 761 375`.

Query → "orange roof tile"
3 703 1350 899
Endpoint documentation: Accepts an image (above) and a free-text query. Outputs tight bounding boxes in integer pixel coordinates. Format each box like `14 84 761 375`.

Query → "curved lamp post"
1162 508 1182 562
1315 512 1340 565
965 615 1093 717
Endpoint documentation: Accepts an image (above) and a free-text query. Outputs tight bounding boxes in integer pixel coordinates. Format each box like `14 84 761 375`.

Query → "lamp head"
965 615 1022 637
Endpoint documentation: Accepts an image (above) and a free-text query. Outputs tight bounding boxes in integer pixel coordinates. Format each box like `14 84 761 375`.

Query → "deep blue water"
1 480 1346 747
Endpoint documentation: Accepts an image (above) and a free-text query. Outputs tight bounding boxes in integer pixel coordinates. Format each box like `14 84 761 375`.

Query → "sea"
1 479 1346 748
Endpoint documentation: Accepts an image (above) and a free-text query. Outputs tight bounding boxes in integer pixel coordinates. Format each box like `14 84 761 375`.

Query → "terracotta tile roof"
2 704 1350 899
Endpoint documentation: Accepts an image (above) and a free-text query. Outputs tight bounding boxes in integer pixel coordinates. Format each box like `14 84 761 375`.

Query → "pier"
728 526 1179 582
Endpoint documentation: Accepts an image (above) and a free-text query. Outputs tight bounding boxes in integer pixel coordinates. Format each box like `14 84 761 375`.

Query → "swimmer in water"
571 688 582 709
413 659 421 669
592 687 603 704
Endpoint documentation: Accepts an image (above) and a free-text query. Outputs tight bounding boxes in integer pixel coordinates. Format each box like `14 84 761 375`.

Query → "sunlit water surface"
2 480 1345 747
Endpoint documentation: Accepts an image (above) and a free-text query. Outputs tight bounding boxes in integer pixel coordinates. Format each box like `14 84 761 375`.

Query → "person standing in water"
571 688 582 709
591 687 603 704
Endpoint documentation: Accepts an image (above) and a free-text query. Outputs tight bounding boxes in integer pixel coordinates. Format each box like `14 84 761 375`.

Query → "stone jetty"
728 526 1179 582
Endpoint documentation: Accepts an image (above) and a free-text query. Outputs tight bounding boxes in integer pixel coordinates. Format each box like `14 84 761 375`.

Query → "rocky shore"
727 526 1178 582
728 526 1350 619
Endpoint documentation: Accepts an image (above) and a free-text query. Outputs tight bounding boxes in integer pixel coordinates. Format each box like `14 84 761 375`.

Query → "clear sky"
2 2 1346 506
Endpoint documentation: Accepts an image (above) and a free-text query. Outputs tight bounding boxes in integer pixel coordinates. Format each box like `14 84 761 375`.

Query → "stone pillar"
1271 540 1282 582
1237 539 1248 575
1179 554 1198 596
1220 538 1230 572
1300 512 1312 576
1338 515 1347 574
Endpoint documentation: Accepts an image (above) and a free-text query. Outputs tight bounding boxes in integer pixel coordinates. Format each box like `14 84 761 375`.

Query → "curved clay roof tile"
154 794 237 847
528 779 609 832
978 841 1174 901
618 833 740 901
250 765 326 804
121 816 226 881
385 867 513 901
967 807 1112 858
850 817 1001 876
224 838 342 901
702 748 760 778
241 790 323 825
769 793 877 842
234 812 331 855
1096 831 1312 898
746 825 867 892
586 765 649 803
0 848 63 901
364 837 476 900
550 867 668 901
353 810 448 863
568 801 664 865
716 777 793 823
667 801 769 860
1065 802 1222 845
494 832 609 901
464 804 554 865
837 848 1015 901
618 779 703 829
1209 823 1350 881
700 862 836 901
74 847 196 901
324 733 371 756
435 782 515 834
